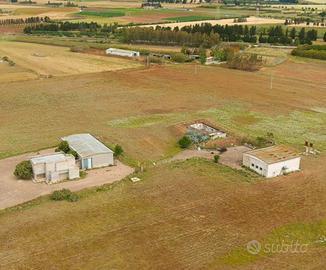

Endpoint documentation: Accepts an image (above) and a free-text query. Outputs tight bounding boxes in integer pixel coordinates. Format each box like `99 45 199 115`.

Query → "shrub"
70 46 88 53
171 53 187 63
14 160 33 180
55 140 70 153
178 136 192 149
214 155 220 163
50 189 79 202
114 144 124 157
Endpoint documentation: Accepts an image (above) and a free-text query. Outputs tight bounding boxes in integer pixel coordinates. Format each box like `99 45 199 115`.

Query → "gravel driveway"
0 149 134 210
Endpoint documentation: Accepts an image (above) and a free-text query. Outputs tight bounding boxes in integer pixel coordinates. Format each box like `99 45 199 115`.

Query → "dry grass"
0 157 325 269
0 41 142 78
0 59 325 162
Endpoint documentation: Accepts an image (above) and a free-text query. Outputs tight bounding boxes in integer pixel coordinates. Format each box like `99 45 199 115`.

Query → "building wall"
266 157 301 178
32 156 78 182
82 153 114 169
243 154 268 176
243 154 301 178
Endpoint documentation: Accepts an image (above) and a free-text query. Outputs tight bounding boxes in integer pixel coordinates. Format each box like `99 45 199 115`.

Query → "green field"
164 15 215 22
79 9 126 17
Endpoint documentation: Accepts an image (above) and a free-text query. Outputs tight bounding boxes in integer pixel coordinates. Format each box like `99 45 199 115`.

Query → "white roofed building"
62 134 114 170
243 145 301 178
106 48 140 58
31 153 79 184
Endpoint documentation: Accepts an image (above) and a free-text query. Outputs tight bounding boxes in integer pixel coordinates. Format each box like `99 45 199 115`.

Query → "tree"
178 136 191 149
14 160 33 180
56 140 70 153
213 155 220 163
114 144 124 157
199 47 207 64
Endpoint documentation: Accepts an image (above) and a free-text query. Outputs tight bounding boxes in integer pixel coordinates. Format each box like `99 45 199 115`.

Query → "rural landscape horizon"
0 0 325 269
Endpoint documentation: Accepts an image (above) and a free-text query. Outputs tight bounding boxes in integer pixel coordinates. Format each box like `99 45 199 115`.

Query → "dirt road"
0 149 134 210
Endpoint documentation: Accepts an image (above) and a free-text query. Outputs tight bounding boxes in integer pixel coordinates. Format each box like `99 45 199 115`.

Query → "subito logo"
246 240 261 255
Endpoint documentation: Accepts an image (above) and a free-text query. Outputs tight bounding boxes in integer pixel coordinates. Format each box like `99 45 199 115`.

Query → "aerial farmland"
0 0 326 269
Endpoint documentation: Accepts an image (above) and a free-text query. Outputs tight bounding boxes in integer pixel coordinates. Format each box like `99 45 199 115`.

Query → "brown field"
0 41 142 78
0 156 325 269
0 57 325 161
0 37 325 269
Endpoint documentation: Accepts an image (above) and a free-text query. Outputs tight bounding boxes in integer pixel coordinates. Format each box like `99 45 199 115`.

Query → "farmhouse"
31 153 79 184
62 134 114 170
243 145 301 178
106 48 140 58
188 122 226 139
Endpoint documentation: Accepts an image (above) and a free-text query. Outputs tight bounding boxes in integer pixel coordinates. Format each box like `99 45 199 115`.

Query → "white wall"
266 157 301 178
243 154 301 178
243 154 268 176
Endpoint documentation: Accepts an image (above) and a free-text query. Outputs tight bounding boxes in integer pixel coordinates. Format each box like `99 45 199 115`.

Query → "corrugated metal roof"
62 134 113 158
244 145 300 164
31 153 71 164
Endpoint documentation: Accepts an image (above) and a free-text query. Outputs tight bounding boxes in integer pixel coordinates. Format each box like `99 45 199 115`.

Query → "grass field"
0 57 325 162
0 157 325 269
0 41 142 78
79 9 126 17
164 15 215 22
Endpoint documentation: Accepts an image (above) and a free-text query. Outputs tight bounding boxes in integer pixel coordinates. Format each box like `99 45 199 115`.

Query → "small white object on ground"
130 177 141 183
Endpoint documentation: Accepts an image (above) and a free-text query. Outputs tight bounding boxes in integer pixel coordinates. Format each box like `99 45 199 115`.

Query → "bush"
213 155 220 163
114 144 124 157
14 160 33 180
171 53 187 63
50 189 79 202
178 136 192 149
55 140 70 153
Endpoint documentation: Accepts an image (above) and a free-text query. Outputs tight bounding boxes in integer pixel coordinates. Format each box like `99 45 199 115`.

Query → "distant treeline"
0 16 49 26
258 26 318 45
121 27 219 47
160 23 318 45
292 44 326 60
24 21 119 34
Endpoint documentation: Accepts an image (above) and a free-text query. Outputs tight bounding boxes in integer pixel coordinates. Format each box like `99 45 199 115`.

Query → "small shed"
31 153 79 184
106 48 140 58
62 134 114 170
243 145 301 178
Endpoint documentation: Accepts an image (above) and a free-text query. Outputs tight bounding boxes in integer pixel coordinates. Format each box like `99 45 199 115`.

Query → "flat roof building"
62 134 114 170
31 153 79 184
243 145 301 178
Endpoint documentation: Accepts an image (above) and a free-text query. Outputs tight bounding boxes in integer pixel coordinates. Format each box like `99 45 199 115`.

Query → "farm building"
62 134 114 170
243 145 301 178
106 48 140 58
188 122 226 139
31 153 79 184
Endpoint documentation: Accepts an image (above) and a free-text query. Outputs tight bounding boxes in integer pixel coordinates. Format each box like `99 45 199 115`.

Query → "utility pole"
270 72 273 90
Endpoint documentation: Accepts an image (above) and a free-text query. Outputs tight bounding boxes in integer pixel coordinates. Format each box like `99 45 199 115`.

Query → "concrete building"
106 48 140 58
62 134 114 170
188 122 226 139
243 145 301 178
31 153 79 184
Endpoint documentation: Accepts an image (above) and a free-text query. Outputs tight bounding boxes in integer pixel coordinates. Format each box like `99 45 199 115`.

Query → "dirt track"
0 149 134 210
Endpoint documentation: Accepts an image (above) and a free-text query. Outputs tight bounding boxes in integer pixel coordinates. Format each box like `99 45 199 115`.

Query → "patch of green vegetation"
108 102 326 151
164 15 215 22
79 9 126 18
220 219 326 266
107 113 190 128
